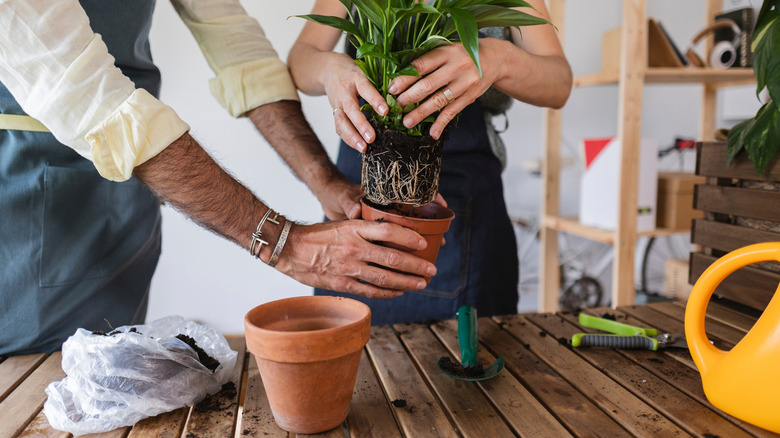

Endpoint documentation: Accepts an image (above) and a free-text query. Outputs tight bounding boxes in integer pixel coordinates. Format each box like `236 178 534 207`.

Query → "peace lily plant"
299 0 551 205
300 0 549 134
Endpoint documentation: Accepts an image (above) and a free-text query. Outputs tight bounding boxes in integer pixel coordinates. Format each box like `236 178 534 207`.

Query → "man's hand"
274 220 438 299
311 176 364 220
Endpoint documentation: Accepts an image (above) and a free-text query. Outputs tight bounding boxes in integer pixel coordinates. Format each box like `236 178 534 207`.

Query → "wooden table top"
2 300 778 438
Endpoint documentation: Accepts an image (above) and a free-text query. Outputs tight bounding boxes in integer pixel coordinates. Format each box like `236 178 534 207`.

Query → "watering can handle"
685 242 780 374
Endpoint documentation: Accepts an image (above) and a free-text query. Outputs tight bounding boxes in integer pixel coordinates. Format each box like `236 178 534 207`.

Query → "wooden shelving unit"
540 0 755 311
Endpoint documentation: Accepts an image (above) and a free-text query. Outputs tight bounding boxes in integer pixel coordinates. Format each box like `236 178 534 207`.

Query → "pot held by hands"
361 197 454 283
244 296 371 434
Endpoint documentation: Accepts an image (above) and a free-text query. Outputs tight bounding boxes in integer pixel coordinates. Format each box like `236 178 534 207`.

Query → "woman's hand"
273 220 438 299
389 39 505 140
321 53 387 153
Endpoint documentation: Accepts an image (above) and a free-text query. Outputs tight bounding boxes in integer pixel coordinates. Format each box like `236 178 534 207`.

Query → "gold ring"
443 88 455 102
333 106 344 115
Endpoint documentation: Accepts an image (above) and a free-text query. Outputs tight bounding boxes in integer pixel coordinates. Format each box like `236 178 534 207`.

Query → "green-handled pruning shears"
571 313 687 351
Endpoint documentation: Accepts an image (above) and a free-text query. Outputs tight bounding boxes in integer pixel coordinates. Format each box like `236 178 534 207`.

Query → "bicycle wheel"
560 276 603 311
639 235 691 297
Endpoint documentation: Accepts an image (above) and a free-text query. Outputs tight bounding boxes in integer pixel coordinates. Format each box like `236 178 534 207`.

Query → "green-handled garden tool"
437 305 504 381
571 313 687 351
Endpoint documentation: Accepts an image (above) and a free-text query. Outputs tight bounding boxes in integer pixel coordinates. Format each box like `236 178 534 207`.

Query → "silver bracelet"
268 220 293 268
249 208 280 258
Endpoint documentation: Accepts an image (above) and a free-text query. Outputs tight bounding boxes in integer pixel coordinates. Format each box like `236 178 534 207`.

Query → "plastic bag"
43 315 237 435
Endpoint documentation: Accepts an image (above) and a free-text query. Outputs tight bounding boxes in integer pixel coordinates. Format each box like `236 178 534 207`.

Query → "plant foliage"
727 0 780 174
298 0 549 135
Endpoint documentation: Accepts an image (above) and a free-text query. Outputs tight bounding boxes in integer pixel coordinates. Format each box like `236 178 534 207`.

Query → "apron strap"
0 114 50 132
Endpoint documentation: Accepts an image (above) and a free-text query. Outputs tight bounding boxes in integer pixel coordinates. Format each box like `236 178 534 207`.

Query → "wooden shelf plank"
542 215 686 244
574 68 755 87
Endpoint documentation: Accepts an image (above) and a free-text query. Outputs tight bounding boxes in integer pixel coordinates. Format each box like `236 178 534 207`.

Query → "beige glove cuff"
86 88 190 182
209 58 300 118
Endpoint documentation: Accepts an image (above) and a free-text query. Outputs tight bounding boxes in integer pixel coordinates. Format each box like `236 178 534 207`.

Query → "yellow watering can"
685 242 780 433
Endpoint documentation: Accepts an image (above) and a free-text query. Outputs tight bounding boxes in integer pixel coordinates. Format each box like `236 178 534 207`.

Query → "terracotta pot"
360 197 455 283
244 296 371 434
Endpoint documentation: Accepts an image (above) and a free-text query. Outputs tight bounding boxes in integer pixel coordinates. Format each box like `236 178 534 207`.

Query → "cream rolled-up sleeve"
171 0 300 117
0 0 189 181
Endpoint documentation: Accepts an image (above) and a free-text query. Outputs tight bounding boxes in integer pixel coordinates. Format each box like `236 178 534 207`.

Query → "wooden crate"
692 142 780 311
657 172 706 231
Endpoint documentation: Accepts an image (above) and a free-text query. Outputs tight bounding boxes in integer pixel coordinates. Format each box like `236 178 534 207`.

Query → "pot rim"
244 296 371 363
360 197 454 227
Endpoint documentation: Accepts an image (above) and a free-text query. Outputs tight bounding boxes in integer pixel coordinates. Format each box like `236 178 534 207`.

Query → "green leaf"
446 7 481 75
394 3 442 26
351 0 386 29
752 12 780 104
393 64 420 77
467 5 550 28
395 36 452 67
726 118 752 163
296 14 361 37
743 100 780 175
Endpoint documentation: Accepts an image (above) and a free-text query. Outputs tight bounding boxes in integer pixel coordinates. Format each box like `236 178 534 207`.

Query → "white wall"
146 0 761 333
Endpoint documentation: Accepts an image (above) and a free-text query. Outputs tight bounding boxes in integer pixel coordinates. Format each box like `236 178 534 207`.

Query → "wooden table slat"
616 305 702 369
240 354 288 437
609 306 780 437
182 336 247 438
79 428 130 438
693 300 758 333
431 319 574 438
484 317 626 438
394 322 514 438
647 301 748 347
5 303 778 437
0 353 47 404
498 314 687 437
0 352 65 438
365 325 458 438
531 312 752 437
17 411 69 438
126 407 188 438
344 350 402 438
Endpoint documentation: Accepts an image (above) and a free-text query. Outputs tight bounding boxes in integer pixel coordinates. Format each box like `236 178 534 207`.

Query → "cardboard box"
656 172 705 231
602 19 685 72
579 137 658 232
664 258 693 301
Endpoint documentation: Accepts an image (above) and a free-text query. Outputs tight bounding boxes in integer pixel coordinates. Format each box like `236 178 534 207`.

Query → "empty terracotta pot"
244 296 371 434
360 197 455 283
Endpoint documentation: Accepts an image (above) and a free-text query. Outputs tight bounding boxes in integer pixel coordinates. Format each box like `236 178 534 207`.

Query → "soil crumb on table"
176 334 220 372
194 381 237 413
437 357 485 379
391 399 407 408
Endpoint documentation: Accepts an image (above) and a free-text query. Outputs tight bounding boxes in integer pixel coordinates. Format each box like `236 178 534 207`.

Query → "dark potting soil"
391 399 407 408
437 356 485 379
362 121 443 206
176 334 220 372
193 381 237 413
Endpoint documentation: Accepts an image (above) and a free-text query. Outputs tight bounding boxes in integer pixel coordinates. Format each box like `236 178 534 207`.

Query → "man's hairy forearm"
247 100 343 191
133 132 273 259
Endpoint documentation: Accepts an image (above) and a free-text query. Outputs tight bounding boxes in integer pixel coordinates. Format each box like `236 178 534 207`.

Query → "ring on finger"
333 106 344 115
443 88 455 102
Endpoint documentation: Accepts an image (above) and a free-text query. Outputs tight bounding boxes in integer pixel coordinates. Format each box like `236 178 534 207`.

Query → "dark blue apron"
316 102 519 325
0 1 162 355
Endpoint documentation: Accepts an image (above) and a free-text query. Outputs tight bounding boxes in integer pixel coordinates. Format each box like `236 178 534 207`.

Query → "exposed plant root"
361 123 444 206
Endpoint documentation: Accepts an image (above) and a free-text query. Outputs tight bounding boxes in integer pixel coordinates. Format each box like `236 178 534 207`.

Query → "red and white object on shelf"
579 137 658 232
